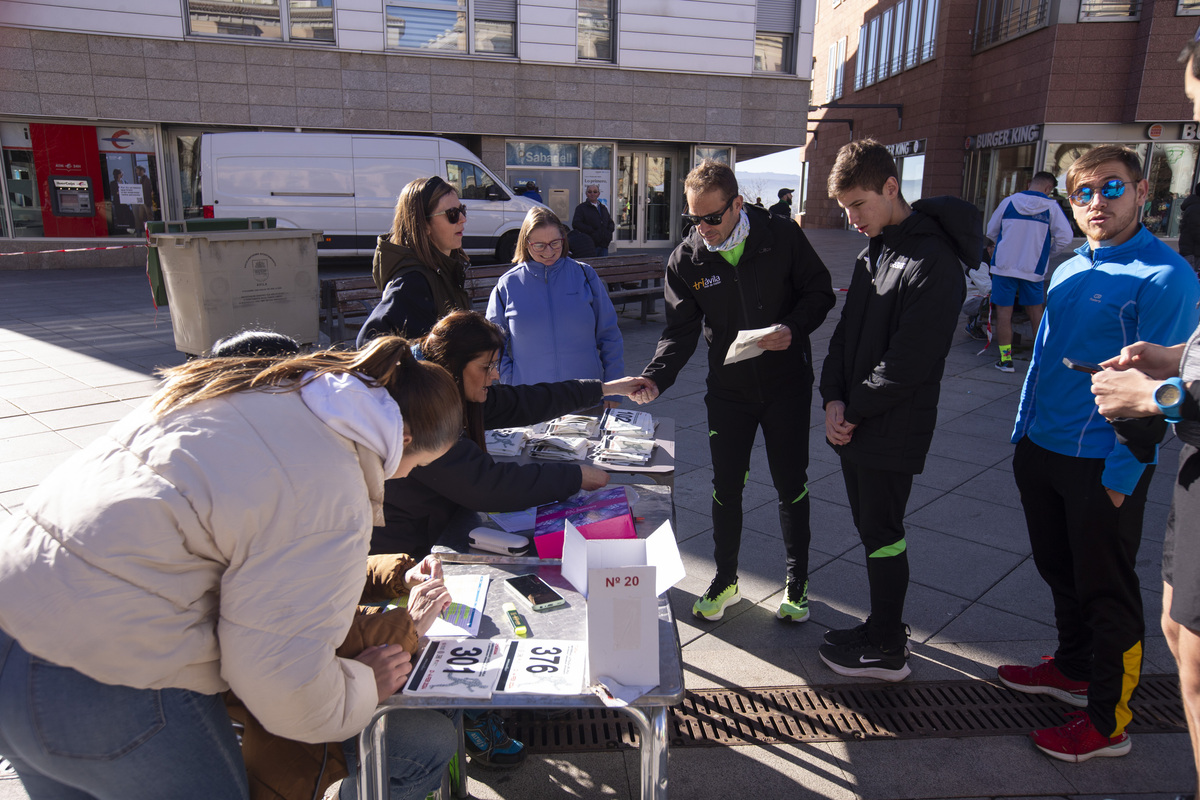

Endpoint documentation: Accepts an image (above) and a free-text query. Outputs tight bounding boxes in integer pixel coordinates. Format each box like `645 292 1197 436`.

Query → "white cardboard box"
561 519 685 687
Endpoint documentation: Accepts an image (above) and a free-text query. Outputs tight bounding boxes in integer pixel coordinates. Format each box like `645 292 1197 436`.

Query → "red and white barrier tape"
0 244 145 257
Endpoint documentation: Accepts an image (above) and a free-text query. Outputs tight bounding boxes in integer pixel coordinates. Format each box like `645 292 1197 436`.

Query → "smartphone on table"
504 573 566 612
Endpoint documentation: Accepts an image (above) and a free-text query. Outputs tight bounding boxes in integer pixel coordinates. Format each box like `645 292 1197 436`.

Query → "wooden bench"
319 253 665 344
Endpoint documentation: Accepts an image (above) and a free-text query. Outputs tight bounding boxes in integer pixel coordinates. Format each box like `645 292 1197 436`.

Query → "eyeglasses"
681 195 735 227
429 204 468 224
1067 180 1131 207
481 360 500 373
528 239 564 254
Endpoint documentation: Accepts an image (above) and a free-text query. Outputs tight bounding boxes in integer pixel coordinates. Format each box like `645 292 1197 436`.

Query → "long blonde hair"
389 176 467 267
151 336 463 453
513 206 566 264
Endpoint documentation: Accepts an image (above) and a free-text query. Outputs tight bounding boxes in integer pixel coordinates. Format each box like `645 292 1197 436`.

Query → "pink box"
533 487 636 559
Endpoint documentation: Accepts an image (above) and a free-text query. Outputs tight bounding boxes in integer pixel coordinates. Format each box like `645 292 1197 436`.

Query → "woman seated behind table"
371 309 650 562
486 207 625 408
358 175 472 347
0 336 463 800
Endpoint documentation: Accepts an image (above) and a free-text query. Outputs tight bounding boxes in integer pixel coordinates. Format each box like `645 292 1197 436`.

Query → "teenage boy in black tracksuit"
631 160 835 623
819 139 982 681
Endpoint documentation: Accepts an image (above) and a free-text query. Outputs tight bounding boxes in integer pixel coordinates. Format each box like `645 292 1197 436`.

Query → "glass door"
162 127 209 221
617 151 675 246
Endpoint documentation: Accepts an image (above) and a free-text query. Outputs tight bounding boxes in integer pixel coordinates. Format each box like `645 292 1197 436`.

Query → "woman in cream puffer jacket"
0 337 462 800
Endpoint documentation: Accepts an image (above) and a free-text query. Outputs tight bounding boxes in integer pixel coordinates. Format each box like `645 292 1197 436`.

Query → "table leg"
620 705 669 800
356 710 389 800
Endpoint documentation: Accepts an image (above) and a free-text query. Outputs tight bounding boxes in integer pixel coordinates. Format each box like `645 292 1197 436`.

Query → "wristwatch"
1154 377 1186 423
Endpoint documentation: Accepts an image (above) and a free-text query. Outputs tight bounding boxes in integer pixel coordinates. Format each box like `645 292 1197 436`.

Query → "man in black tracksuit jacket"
819 139 983 681
633 160 835 624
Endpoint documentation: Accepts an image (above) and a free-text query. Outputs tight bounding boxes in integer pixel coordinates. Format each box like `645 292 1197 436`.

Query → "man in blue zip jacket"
1000 144 1200 764
631 160 835 624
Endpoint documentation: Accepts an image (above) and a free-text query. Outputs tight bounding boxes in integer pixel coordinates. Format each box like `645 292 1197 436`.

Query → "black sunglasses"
429 204 468 224
681 195 735 227
1067 180 1130 207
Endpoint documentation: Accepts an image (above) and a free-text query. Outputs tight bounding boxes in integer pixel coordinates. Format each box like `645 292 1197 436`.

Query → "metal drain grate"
506 675 1186 753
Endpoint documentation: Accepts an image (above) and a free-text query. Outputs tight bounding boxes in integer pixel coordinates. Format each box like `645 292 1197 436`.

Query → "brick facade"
804 0 1197 229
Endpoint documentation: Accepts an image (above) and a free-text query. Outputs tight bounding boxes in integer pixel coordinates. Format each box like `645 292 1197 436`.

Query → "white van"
199 132 541 262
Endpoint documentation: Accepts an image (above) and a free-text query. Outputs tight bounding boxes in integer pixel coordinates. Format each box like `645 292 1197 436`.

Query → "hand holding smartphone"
1063 357 1104 374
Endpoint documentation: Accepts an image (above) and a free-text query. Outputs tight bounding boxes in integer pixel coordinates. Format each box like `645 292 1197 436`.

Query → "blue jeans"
339 710 459 800
0 627 248 799
596 246 609 256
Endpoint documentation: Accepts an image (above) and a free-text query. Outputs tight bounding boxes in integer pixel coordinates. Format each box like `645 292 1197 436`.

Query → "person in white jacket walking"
986 171 1074 372
0 337 463 800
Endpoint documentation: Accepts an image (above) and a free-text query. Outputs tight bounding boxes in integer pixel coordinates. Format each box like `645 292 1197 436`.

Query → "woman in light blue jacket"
486 207 625 406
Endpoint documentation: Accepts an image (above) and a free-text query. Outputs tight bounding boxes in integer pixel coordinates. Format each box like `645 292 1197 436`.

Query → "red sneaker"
997 657 1089 707
1030 711 1130 762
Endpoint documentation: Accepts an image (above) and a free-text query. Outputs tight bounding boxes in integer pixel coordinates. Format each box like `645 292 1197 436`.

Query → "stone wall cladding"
0 27 809 267
0 26 806 144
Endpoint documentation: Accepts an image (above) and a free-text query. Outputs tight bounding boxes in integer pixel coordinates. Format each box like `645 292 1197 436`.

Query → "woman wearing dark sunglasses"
485 206 625 407
357 176 472 347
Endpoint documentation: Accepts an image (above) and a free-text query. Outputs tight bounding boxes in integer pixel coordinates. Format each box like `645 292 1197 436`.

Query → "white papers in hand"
425 574 490 638
724 324 785 365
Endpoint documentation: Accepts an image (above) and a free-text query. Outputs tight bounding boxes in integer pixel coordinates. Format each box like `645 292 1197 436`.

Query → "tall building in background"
804 0 1197 238
0 1 815 267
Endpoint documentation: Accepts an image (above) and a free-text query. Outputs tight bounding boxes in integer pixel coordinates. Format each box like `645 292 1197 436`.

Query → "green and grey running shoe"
777 578 810 622
692 577 740 620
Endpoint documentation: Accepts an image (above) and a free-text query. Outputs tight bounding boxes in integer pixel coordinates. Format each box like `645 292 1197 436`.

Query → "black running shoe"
823 620 870 647
819 638 911 682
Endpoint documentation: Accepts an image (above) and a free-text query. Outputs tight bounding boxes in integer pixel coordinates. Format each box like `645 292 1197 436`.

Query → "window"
878 9 894 81
578 0 614 61
865 17 879 84
905 0 923 69
854 26 868 91
921 0 938 60
1078 0 1141 18
1180 0 1200 14
447 160 506 200
853 0 932 90
899 154 925 201
826 37 846 100
974 0 1050 49
386 0 515 55
756 0 797 73
187 0 334 43
891 0 907 73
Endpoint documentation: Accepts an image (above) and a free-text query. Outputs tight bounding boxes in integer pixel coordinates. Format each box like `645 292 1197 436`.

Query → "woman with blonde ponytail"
0 336 462 800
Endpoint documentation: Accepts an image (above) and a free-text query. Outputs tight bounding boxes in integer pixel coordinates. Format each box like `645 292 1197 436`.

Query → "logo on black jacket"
693 275 722 291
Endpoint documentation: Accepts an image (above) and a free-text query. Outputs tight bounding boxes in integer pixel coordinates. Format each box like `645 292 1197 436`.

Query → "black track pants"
705 390 812 586
841 457 914 651
1013 436 1151 737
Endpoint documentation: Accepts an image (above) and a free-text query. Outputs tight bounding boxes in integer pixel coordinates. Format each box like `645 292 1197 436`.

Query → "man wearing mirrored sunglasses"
1002 144 1200 764
631 160 835 625
1085 33 1200 796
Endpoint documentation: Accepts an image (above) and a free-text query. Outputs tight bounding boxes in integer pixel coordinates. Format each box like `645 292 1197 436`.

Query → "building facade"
0 0 814 267
804 0 1198 236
